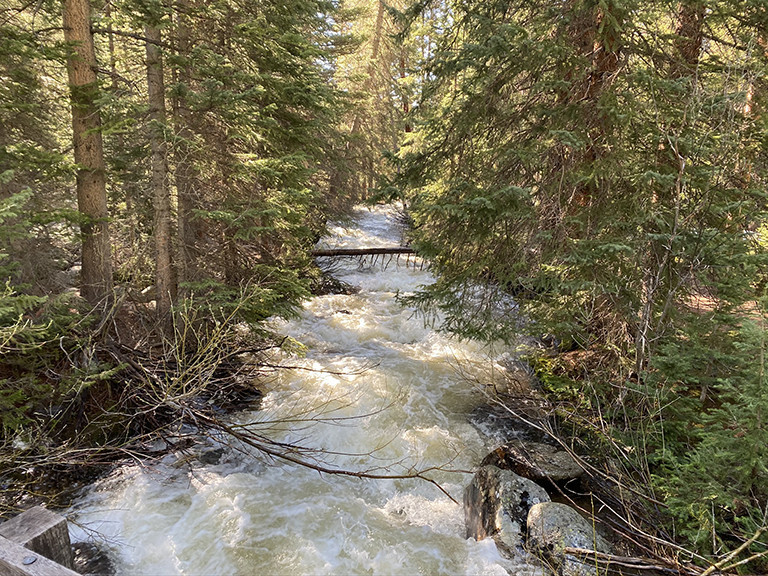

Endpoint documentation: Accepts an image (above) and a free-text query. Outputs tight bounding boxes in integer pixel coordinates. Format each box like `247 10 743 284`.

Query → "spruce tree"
397 0 768 560
157 0 350 321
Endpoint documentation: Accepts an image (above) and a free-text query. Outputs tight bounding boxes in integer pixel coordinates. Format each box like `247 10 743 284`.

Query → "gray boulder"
526 502 611 576
481 440 584 482
464 465 550 551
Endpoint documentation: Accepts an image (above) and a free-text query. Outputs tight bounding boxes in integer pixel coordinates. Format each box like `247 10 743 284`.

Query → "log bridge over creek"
311 247 415 257
0 507 78 575
311 246 422 268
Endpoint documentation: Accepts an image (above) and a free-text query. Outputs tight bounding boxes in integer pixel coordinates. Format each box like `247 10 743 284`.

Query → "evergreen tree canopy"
397 0 768 556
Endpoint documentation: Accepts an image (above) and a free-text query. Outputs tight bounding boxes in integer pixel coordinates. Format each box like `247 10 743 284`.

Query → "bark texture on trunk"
173 1 199 290
311 247 414 257
560 0 622 211
146 24 175 327
63 0 113 305
350 0 386 136
673 1 705 77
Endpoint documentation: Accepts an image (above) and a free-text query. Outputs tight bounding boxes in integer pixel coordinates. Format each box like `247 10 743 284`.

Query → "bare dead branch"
701 527 767 576
192 409 460 504
258 361 379 376
91 27 172 49
563 547 701 575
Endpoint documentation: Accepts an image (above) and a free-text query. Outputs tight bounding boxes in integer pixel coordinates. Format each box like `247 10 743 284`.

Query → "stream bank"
3 204 680 576
66 205 546 575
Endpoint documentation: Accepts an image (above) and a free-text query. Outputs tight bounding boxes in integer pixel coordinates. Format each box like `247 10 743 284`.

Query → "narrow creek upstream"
69 205 541 575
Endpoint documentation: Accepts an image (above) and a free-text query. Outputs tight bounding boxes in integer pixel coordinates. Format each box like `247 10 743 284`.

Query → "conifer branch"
91 27 172 49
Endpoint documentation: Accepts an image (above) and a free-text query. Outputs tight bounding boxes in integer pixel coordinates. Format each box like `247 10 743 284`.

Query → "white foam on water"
68 205 536 575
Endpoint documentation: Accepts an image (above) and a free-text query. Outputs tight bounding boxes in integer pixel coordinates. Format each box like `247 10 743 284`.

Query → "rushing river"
69 205 540 575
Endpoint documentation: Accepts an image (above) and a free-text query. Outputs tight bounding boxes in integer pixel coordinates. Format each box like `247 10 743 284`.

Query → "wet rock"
73 541 115 576
468 404 548 446
526 502 610 576
464 465 550 552
141 438 169 453
198 447 225 465
481 440 583 483
495 358 538 395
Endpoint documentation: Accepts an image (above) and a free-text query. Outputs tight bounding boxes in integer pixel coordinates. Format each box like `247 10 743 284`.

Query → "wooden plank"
0 536 79 576
311 247 415 257
0 507 74 569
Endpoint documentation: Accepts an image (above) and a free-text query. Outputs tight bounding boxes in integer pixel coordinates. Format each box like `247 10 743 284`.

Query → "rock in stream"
466 444 610 575
527 501 611 576
464 464 550 552
481 440 584 483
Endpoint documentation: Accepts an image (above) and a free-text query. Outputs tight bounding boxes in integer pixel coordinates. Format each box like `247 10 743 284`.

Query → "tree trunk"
311 247 414 257
586 1 621 101
635 1 706 373
350 0 385 136
557 0 622 212
400 51 412 133
344 0 387 200
582 0 622 202
146 24 175 329
173 1 199 292
673 1 705 77
62 0 113 305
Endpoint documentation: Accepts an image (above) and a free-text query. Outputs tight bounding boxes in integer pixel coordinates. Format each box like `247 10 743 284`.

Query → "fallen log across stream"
311 247 415 257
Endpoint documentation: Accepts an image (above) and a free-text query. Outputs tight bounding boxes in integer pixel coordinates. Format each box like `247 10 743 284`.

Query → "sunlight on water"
68 205 540 575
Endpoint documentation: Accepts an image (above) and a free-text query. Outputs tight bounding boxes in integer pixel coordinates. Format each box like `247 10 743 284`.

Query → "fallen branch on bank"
700 527 768 575
311 247 415 257
563 547 701 575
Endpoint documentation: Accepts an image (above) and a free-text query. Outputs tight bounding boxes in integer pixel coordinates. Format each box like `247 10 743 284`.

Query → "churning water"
68 205 540 575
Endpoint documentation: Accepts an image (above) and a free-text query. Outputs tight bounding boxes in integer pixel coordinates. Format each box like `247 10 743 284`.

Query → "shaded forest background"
2 0 768 572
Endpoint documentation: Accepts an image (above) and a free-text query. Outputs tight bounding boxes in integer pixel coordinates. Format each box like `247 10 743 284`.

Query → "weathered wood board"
0 535 79 576
0 507 78 576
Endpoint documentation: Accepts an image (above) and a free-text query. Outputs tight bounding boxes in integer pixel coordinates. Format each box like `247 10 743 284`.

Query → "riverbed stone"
481 440 583 483
198 447 225 465
464 465 550 552
492 358 538 397
73 541 116 576
526 502 611 576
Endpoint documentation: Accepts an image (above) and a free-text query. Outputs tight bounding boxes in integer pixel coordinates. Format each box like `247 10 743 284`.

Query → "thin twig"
701 527 767 576
193 410 460 504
